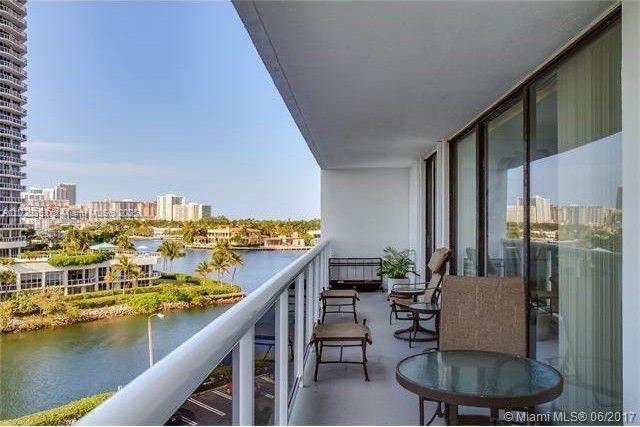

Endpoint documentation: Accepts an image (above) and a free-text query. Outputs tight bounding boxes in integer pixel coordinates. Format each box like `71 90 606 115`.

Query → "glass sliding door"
529 20 622 414
452 132 477 275
485 101 524 277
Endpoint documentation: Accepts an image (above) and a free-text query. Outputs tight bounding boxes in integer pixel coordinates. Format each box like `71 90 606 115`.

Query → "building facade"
53 182 76 205
0 0 26 257
156 194 184 221
186 202 211 221
0 253 160 296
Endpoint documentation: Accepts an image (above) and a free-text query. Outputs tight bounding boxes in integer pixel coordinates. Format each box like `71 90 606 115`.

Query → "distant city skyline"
24 1 320 219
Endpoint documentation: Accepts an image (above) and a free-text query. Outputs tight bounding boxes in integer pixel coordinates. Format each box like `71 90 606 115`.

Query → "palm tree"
0 270 16 300
210 252 232 281
115 234 135 252
104 268 118 295
211 241 243 281
195 261 213 282
229 250 243 282
157 240 185 272
111 255 142 295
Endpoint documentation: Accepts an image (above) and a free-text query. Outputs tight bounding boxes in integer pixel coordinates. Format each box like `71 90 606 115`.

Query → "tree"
61 227 92 252
157 240 185 272
195 261 213 282
115 234 135 252
211 241 243 281
21 228 36 246
104 268 118 295
210 251 232 281
0 270 16 300
182 222 206 245
111 255 142 295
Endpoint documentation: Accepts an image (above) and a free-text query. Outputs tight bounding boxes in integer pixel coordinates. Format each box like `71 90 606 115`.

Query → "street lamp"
148 313 165 367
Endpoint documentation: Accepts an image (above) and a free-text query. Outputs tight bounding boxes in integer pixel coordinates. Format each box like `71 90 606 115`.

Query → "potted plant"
378 247 417 295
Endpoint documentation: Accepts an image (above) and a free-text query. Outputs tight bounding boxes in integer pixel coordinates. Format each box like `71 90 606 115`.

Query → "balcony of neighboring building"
0 32 25 54
0 45 25 66
0 139 25 153
0 4 26 29
0 17 25 40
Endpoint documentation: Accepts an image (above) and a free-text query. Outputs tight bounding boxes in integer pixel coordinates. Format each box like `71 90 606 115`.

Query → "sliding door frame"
447 5 621 359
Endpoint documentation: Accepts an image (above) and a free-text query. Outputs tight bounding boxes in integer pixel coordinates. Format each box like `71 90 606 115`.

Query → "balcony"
0 100 25 115
0 5 26 28
0 72 25 91
0 181 23 190
0 45 25 66
0 33 25 54
0 222 24 229
0 127 25 140
0 17 26 39
0 85 26 103
0 140 25 153
0 168 25 178
68 1 640 425
0 195 23 203
0 114 24 128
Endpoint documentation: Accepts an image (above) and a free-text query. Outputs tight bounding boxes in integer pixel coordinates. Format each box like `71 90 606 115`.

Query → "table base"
394 325 437 342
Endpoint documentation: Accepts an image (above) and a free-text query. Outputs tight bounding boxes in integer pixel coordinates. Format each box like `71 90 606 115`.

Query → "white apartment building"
156 194 185 221
0 0 27 257
186 202 211 221
0 253 160 295
23 187 52 203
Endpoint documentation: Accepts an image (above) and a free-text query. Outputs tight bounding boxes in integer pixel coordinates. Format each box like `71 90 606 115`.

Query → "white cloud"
27 139 79 153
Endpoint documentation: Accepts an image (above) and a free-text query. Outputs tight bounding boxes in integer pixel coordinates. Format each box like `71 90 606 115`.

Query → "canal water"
0 241 304 419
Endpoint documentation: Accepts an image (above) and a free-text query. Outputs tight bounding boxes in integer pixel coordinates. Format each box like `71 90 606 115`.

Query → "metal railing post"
294 273 305 382
305 262 314 357
233 327 254 426
313 258 320 321
274 291 289 425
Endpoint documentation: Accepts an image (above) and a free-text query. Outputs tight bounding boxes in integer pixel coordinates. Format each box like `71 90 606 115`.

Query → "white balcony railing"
80 240 330 425
0 140 25 152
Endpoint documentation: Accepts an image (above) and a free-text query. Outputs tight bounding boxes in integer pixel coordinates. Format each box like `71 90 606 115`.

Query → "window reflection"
454 132 477 276
486 101 524 277
530 20 622 415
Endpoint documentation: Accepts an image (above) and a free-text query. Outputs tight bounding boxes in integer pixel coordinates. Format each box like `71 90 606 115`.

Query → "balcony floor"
292 291 448 426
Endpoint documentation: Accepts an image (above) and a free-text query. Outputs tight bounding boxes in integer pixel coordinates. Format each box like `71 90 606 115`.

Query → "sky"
24 1 320 219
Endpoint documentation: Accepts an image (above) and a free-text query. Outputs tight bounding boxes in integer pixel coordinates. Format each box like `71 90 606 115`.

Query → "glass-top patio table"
396 350 563 425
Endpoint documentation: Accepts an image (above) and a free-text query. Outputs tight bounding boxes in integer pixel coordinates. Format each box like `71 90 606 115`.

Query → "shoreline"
130 236 313 250
1 292 245 334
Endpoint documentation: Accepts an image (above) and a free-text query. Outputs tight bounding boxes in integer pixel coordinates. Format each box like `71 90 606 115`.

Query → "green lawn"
0 392 114 426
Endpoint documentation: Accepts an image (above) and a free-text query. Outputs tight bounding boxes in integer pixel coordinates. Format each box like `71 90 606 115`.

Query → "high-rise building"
156 194 185 221
186 202 212 221
137 201 157 219
0 0 27 257
54 182 76 205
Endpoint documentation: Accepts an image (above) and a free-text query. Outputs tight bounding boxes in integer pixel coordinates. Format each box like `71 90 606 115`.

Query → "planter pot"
387 277 410 296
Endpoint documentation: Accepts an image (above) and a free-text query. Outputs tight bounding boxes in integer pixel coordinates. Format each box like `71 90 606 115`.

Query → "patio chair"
320 288 360 323
439 275 526 357
310 319 372 381
419 275 526 425
389 248 451 324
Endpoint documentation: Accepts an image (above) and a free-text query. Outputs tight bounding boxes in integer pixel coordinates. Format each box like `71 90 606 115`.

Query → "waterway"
0 241 304 419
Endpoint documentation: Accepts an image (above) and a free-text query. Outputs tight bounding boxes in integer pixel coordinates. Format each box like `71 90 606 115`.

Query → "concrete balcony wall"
321 167 411 262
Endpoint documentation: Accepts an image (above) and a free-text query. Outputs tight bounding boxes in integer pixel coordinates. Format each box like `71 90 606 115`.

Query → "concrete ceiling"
233 0 614 169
